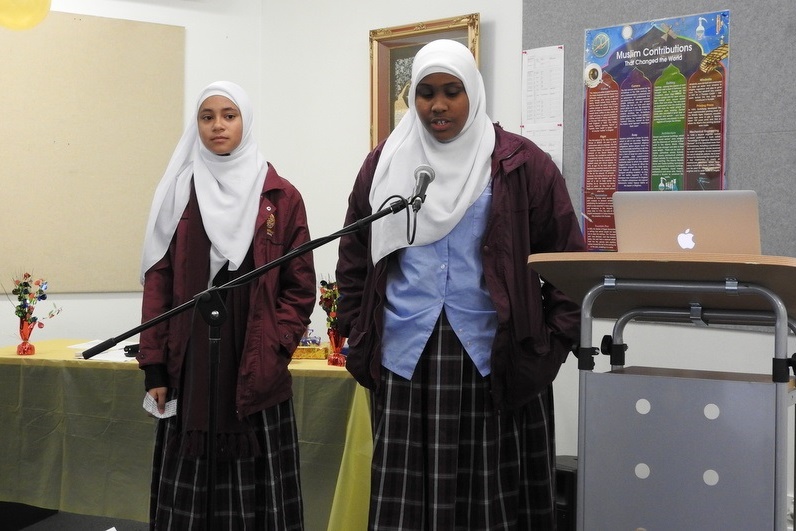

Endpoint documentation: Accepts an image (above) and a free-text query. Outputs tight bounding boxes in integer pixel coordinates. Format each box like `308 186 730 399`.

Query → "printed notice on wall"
582 12 730 250
521 45 564 172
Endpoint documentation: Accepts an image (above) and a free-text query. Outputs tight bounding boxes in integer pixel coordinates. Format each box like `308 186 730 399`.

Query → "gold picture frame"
369 13 480 148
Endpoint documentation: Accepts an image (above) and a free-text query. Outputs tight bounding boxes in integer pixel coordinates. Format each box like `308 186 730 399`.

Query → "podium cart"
528 252 796 530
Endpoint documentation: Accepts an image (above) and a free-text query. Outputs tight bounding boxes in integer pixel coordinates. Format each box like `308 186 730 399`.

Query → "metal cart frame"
528 252 796 530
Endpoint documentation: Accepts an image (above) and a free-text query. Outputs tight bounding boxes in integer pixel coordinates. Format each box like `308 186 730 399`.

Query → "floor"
1 503 148 531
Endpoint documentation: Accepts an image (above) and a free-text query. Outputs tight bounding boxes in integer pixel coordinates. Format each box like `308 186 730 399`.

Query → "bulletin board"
522 1 796 258
0 11 184 293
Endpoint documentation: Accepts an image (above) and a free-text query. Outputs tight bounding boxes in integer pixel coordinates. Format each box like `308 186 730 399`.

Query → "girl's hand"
148 387 168 415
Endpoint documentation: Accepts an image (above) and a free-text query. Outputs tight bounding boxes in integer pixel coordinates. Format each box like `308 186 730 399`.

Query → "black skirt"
369 313 557 530
149 398 304 531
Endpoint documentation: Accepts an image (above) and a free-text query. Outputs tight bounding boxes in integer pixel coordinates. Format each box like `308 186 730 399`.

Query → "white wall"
10 0 521 344
1 0 266 346
260 0 524 332
3 0 792 491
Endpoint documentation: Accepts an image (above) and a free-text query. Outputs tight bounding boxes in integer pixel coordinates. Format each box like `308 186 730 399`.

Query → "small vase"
327 328 346 367
17 319 36 356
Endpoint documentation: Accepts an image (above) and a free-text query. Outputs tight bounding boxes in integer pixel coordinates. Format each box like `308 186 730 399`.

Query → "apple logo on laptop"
677 228 696 250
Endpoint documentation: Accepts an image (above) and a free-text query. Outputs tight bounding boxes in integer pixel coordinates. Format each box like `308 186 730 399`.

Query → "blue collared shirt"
381 186 497 380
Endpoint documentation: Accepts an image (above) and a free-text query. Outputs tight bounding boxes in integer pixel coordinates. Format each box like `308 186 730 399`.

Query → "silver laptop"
612 190 761 254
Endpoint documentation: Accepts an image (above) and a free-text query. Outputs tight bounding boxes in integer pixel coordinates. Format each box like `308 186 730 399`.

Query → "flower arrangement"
318 280 339 331
9 272 61 328
319 279 345 365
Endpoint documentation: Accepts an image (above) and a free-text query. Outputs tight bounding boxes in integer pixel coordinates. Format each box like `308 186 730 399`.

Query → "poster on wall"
582 11 730 251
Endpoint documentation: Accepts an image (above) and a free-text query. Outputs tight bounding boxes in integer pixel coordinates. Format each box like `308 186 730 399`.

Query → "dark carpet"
1 502 148 531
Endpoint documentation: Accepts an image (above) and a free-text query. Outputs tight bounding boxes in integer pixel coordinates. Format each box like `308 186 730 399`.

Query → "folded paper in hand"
143 393 177 419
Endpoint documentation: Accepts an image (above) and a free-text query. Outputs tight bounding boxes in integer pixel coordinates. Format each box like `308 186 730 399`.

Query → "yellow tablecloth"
0 340 371 530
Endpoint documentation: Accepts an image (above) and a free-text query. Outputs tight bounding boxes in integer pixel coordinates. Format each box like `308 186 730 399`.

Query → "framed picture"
369 13 480 148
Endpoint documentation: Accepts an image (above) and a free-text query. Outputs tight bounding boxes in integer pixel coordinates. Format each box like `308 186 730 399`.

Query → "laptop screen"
612 190 761 254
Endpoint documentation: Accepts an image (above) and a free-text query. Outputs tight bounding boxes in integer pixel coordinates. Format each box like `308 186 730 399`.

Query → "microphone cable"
376 194 417 245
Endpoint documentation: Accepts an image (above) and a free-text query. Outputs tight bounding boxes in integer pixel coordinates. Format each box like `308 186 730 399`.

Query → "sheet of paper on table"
68 340 139 362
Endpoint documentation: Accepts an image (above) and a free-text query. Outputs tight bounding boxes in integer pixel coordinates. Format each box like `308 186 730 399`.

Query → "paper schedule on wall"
520 45 564 172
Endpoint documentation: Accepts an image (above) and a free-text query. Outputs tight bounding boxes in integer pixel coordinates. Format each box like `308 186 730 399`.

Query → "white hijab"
140 81 267 285
369 39 496 264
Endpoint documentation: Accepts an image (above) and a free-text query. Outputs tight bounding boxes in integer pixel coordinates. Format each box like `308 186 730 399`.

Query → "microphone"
411 164 435 212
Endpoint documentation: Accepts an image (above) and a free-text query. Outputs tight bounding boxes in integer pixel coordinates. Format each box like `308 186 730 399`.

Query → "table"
0 340 371 530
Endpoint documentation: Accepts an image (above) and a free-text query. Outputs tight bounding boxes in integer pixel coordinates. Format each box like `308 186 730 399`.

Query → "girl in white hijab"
336 40 585 530
368 38 495 263
137 81 315 530
141 80 267 286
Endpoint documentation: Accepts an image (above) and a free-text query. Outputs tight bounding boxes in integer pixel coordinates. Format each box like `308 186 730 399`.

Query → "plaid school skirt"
370 316 557 530
149 398 304 531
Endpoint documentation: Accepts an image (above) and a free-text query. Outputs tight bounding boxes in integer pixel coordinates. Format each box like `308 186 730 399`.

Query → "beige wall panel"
0 12 184 292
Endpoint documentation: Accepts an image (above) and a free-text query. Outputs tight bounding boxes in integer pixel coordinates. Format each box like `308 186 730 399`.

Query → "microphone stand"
81 196 413 530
